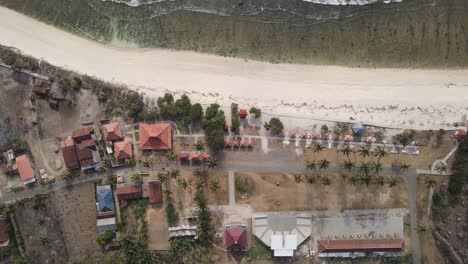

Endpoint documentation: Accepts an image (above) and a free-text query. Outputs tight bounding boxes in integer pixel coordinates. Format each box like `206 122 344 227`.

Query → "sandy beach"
0 7 467 129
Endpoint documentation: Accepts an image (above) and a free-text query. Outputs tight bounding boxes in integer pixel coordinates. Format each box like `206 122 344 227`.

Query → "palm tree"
348 176 360 186
343 160 355 173
294 174 302 184
416 223 428 233
373 176 386 187
321 176 332 186
318 159 330 171
400 162 411 172
358 145 370 159
306 175 317 186
178 179 189 190
305 160 317 171
372 161 383 174
360 175 372 187
194 140 205 152
358 162 371 176
386 177 400 187
142 159 151 168
163 189 173 199
314 143 324 153
131 173 140 182
169 169 180 179
374 146 387 162
434 162 448 175
209 181 220 192
126 157 136 167
158 171 168 184
424 176 436 188
341 145 353 158
165 150 177 164
206 158 219 170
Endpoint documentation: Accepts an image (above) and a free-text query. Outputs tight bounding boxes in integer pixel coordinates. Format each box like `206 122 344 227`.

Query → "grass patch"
245 240 272 261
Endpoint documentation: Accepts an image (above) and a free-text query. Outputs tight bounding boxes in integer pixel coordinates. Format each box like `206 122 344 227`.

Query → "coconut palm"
131 173 140 182
314 143 324 153
348 176 360 186
416 223 428 233
424 176 436 188
321 176 332 186
305 160 317 171
358 145 370 159
358 162 371 176
169 169 180 179
360 175 372 187
165 150 177 164
178 179 189 190
373 176 386 187
126 157 136 167
193 140 205 152
209 180 220 192
206 158 219 170
142 159 151 168
374 146 387 161
318 159 330 171
163 189 173 199
372 161 383 174
158 171 168 184
399 162 411 172
341 145 353 158
343 160 355 172
294 174 302 184
306 175 317 185
386 177 400 187
434 162 448 175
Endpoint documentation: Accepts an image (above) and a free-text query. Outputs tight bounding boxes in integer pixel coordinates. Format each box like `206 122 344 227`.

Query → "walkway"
228 170 235 206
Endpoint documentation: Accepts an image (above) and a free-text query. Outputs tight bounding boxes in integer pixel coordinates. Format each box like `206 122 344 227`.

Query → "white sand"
0 7 467 130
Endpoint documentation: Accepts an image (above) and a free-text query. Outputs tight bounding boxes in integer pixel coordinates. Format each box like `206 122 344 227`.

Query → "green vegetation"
431 191 449 222
194 180 211 245
246 241 272 261
230 103 240 131
202 104 225 151
157 93 203 129
264 117 284 135
0 48 39 71
249 107 261 118
165 203 179 227
235 177 249 195
448 138 467 197
96 230 116 247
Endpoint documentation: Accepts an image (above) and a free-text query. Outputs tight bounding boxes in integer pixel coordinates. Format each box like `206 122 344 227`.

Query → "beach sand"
0 7 467 129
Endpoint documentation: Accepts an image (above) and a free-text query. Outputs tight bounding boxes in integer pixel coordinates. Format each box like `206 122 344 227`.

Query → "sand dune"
0 7 467 129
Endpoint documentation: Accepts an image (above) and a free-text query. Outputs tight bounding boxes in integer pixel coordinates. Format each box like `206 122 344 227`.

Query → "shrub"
235 178 249 195
264 117 284 135
165 203 179 227
249 107 262 118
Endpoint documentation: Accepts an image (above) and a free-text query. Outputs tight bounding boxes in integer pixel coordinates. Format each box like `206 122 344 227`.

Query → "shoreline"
0 7 467 130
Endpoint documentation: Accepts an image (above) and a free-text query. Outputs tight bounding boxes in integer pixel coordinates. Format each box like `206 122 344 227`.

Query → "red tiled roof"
190 152 211 161
455 129 466 138
318 239 404 253
103 122 123 141
72 127 93 143
15 155 34 181
117 184 142 200
139 123 172 150
114 139 132 160
238 109 248 119
225 226 247 251
179 153 190 160
0 216 9 243
60 138 79 169
32 85 48 95
142 181 162 203
97 211 115 219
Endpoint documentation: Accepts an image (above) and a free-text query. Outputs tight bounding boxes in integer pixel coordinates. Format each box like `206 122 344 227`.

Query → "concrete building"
252 212 312 257
313 214 405 258
97 217 116 233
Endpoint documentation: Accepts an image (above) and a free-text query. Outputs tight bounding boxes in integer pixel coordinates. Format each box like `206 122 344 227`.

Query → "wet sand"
0 7 467 129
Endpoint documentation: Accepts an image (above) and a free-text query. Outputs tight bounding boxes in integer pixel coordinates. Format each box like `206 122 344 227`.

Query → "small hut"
238 109 248 119
352 123 364 136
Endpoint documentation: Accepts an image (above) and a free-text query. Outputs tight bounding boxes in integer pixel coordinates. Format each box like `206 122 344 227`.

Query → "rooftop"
318 238 404 253
103 122 123 141
96 185 115 213
225 224 247 251
142 180 162 204
139 123 172 150
114 139 132 160
15 155 35 183
60 137 79 169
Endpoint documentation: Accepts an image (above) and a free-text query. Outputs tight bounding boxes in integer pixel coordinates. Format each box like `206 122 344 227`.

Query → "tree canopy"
158 93 203 128
202 104 226 151
264 117 284 135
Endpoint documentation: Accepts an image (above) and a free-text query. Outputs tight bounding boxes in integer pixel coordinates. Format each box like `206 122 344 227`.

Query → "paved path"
228 170 235 206
402 173 421 264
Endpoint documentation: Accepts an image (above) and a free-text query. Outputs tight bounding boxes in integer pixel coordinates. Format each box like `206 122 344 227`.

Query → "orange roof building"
318 239 404 255
15 155 35 184
60 138 80 169
103 122 123 142
72 127 94 143
114 139 132 161
139 123 172 150
116 183 142 201
142 180 162 204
